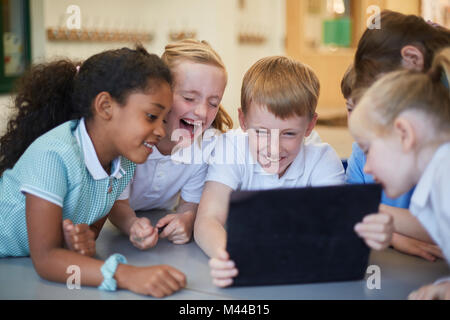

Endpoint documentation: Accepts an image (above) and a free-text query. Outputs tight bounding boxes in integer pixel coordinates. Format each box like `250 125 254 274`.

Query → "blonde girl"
351 49 450 300
108 39 232 249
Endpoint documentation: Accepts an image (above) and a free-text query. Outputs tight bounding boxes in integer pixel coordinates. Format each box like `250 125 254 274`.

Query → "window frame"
0 0 31 94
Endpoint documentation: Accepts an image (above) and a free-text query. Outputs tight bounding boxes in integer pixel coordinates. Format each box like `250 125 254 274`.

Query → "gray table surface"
0 210 448 300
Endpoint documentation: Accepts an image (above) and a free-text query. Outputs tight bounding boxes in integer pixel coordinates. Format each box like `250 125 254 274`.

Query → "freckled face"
162 61 227 149
240 104 315 177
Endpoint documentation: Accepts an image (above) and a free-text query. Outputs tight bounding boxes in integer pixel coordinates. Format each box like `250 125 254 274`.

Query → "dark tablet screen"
226 184 381 287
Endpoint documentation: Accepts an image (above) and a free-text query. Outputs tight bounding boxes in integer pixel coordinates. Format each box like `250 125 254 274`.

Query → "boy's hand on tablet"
209 248 238 287
116 264 186 298
354 213 394 250
63 219 96 256
156 211 195 244
129 217 158 250
408 281 450 300
391 232 444 262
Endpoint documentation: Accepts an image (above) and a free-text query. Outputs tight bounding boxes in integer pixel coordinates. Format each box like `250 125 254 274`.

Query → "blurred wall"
0 0 286 134
286 0 420 118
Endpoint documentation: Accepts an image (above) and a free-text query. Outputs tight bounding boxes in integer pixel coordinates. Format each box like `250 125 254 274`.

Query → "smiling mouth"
264 153 286 162
143 141 155 151
180 119 203 136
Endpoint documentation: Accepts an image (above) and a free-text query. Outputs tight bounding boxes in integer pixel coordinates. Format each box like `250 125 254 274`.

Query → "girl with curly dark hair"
0 46 186 297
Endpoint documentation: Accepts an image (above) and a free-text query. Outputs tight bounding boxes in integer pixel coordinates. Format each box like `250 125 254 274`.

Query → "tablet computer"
226 184 381 287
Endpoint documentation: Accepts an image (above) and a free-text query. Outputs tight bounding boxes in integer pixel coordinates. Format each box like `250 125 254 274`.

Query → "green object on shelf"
323 17 352 47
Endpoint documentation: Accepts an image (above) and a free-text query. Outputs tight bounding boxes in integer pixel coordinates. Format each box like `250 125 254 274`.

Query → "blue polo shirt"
0 119 136 257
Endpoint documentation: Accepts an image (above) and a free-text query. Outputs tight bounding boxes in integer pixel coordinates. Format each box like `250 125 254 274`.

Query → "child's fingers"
137 225 156 239
137 217 153 230
152 276 177 297
130 238 145 249
420 244 444 259
71 230 96 244
159 221 178 239
362 213 392 224
74 223 90 234
402 242 436 261
79 240 96 256
163 223 192 243
354 222 391 234
158 272 184 293
408 289 420 300
156 214 176 229
74 239 95 253
364 239 386 251
410 242 442 261
132 218 156 239
63 219 74 231
136 233 158 250
209 257 235 270
213 278 233 287
130 236 149 249
409 286 435 300
359 214 393 232
166 267 187 287
148 286 166 298
414 248 437 262
74 238 95 249
172 237 189 245
211 267 238 279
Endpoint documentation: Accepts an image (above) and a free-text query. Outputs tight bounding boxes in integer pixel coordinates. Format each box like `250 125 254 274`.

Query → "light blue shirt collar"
74 118 125 180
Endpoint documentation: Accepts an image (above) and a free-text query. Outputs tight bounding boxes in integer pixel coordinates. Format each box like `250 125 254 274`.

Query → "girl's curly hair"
0 45 172 176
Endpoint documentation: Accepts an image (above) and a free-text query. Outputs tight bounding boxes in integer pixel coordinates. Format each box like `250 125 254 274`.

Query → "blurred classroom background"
1 0 448 158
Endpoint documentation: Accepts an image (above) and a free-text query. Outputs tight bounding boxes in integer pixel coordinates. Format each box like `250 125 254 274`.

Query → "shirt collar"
74 118 125 180
282 143 306 180
411 143 450 208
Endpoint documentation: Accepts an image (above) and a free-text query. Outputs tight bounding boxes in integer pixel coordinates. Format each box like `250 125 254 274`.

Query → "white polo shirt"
119 130 218 211
206 130 345 191
410 142 450 263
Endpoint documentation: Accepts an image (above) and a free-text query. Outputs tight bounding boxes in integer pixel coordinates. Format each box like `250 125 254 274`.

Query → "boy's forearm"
379 204 434 243
194 217 227 258
194 181 232 258
108 200 138 235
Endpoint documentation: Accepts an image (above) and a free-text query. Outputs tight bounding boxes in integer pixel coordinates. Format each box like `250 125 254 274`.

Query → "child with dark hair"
340 64 356 117
0 46 186 297
354 10 450 91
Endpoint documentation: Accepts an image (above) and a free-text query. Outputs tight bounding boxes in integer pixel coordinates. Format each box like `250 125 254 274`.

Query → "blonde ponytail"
352 47 450 136
429 47 450 87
